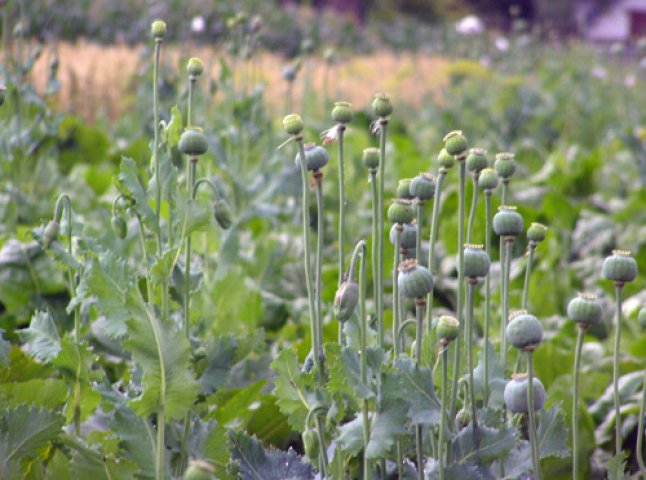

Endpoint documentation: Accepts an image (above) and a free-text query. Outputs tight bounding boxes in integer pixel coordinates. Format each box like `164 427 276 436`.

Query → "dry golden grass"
30 41 448 120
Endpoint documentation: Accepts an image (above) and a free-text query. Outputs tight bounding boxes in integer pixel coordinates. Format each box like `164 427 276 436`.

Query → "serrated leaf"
199 335 239 395
607 452 628 480
472 341 506 409
493 442 532 479
394 356 441 425
117 156 156 232
425 460 486 480
63 432 139 480
366 369 407 458
271 349 318 430
20 310 61 361
537 406 569 459
451 424 517 465
162 105 183 147
149 248 179 286
0 405 65 477
336 414 365 455
326 343 374 400
0 378 67 408
228 430 314 480
110 406 156 479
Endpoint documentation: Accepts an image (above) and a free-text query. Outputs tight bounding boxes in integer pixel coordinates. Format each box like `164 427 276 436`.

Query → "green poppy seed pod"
0 86 6 107
151 20 167 39
443 130 468 156
282 113 303 135
390 222 417 249
372 93 393 118
493 206 524 237
183 460 215 480
506 311 543 351
567 293 602 327
363 147 380 169
437 315 460 343
334 281 359 322
111 215 127 239
437 148 455 169
410 173 436 201
43 220 60 249
295 143 329 172
527 222 548 243
388 199 414 224
461 244 490 279
602 250 638 284
398 259 433 298
466 148 488 173
504 374 546 414
179 128 208 156
213 199 232 230
331 101 353 124
187 57 204 77
638 306 646 330
303 428 319 459
479 168 499 191
396 178 413 199
494 153 516 180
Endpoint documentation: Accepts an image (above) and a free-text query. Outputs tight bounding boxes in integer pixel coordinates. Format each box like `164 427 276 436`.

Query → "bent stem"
573 325 585 480
337 125 347 343
483 191 492 404
527 353 542 480
521 242 536 310
450 157 466 418
613 283 624 457
466 174 479 244
426 169 446 334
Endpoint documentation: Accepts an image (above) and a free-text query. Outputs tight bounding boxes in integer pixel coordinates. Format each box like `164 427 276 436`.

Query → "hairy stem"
573 325 585 480
152 39 162 253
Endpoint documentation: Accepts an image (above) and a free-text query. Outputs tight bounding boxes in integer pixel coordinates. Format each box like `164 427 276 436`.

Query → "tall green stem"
369 169 382 346
337 126 347 343
527 353 542 480
152 38 162 253
573 325 585 480
393 226 402 355
415 299 426 480
521 243 536 310
184 159 197 336
501 239 513 373
415 201 424 262
636 365 646 478
450 158 466 417
426 170 446 334
466 280 479 442
467 175 479 244
438 344 449 480
613 284 624 456
378 120 388 352
315 173 324 357
483 192 492 404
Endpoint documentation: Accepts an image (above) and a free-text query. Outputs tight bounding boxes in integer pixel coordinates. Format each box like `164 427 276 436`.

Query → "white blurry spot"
495 37 510 52
456 15 484 36
591 66 607 80
191 16 206 34
625 74 636 88
639 57 646 70
248 401 261 411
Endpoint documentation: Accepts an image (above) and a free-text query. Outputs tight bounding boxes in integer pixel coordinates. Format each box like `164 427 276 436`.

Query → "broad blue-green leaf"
110 406 156 479
326 343 374 400
336 414 365 456
0 405 65 478
451 424 517 465
62 432 139 480
472 341 506 408
394 356 441 425
20 310 61 361
117 156 156 232
366 369 407 458
537 406 569 459
425 461 486 480
227 430 314 480
149 248 179 286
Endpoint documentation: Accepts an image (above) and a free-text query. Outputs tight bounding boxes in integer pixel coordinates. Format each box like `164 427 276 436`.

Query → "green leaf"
394 356 441 425
366 368 407 458
472 341 506 408
20 310 61 362
62 433 139 480
0 378 67 408
161 105 183 148
326 343 374 400
213 381 266 429
271 348 318 430
227 430 314 480
495 443 532 479
0 330 9 366
336 414 364 455
110 406 156 479
607 452 628 480
537 406 569 459
117 156 156 232
149 248 179 286
450 424 517 465
0 405 65 478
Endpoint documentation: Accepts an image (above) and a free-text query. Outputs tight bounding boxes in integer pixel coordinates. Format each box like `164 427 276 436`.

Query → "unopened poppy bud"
111 215 127 239
213 199 232 230
282 113 303 135
43 220 60 249
334 281 359 322
363 148 379 169
187 57 204 77
151 20 167 39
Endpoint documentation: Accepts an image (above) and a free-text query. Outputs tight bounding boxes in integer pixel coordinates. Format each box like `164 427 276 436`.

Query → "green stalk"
483 192 492 404
337 125 347 343
184 158 197 336
521 242 536 310
426 169 446 334
613 283 624 456
450 157 466 418
296 138 322 378
501 239 513 373
466 174 479 244
315 414 329 477
378 119 388 352
370 169 381 347
438 343 449 480
315 173 325 358
466 280 479 442
527 353 542 480
572 325 585 480
152 37 163 253
415 299 426 480
415 201 424 262
635 365 646 478
393 226 402 355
